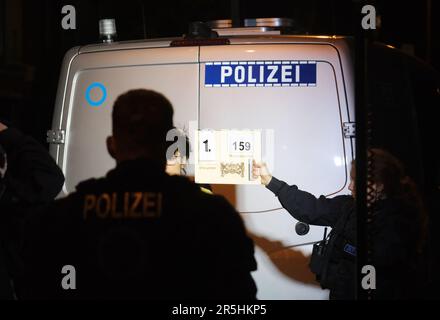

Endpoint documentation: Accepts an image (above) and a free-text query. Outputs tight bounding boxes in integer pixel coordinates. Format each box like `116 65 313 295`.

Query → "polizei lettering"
205 61 317 87
83 192 162 220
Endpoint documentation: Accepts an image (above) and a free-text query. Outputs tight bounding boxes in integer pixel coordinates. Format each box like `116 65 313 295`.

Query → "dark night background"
0 0 439 298
0 0 438 142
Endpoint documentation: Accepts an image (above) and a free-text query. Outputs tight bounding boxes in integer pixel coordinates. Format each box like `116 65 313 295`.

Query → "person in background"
253 148 427 299
0 121 64 299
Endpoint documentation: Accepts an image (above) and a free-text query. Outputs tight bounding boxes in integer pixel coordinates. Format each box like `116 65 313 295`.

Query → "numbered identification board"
195 129 262 185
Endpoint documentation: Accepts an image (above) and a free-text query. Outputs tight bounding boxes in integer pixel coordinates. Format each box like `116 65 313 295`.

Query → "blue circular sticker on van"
85 82 107 107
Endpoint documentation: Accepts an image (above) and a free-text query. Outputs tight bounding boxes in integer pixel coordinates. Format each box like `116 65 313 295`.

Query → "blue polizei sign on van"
204 61 317 87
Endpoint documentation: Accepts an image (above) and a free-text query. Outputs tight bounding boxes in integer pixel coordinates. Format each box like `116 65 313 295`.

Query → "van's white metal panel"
57 47 198 194
200 43 352 299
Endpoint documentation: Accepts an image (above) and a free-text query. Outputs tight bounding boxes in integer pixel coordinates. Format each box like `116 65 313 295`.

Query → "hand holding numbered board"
195 129 262 184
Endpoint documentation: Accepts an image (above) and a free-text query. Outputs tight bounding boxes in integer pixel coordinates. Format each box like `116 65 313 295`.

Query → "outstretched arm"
253 161 352 227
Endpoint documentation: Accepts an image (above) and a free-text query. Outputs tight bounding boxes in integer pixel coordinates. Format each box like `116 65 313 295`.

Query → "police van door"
199 43 352 299
55 46 199 194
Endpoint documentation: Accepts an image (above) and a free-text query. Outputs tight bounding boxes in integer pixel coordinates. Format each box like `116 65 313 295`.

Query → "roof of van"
78 35 352 54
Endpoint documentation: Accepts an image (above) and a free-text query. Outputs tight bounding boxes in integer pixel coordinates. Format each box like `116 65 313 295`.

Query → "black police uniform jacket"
267 177 356 300
0 128 64 299
19 159 257 299
367 197 425 299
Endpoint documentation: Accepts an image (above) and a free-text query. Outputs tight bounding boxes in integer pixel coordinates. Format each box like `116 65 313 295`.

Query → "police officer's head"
107 89 174 165
349 148 421 202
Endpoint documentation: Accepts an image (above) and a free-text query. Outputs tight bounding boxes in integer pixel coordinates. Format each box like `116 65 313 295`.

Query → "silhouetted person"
0 122 65 299
253 148 426 300
19 89 257 299
364 149 428 299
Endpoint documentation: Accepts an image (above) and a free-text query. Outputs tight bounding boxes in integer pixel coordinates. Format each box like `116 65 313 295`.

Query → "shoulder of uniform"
165 175 200 193
199 192 237 215
166 175 225 204
75 177 107 193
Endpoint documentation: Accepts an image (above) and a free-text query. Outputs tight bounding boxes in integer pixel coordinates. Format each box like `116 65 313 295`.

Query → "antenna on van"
99 19 117 43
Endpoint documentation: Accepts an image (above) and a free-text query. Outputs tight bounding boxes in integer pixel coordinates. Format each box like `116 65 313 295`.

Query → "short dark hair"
112 89 174 154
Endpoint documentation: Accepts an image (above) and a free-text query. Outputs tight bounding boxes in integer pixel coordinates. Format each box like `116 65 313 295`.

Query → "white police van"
47 19 355 299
